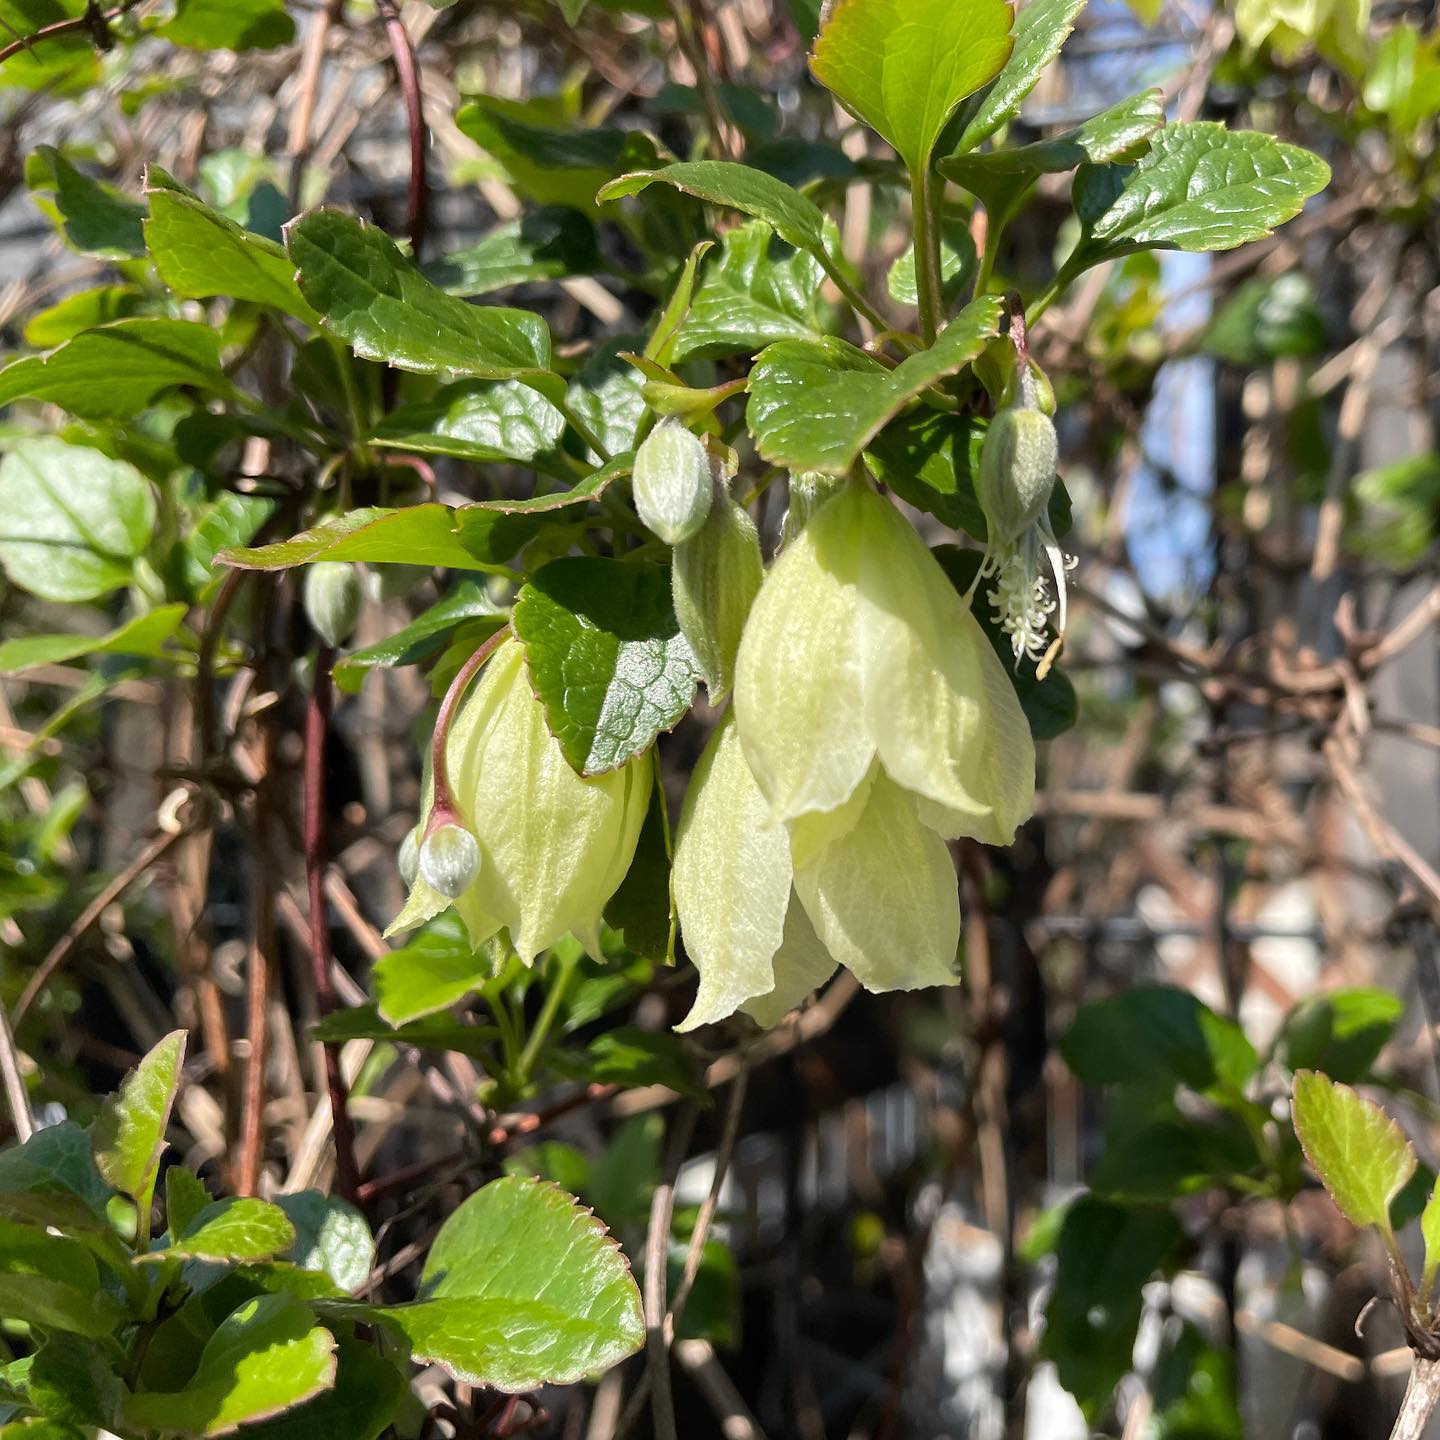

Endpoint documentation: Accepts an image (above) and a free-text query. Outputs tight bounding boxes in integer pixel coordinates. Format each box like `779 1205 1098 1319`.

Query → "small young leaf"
286 210 559 393
1275 987 1403 1083
165 1166 211 1240
1422 1176 1440 1289
23 285 140 347
1292 1070 1416 1237
809 0 1013 175
362 1176 643 1391
122 1294 337 1436
0 605 188 675
513 557 701 774
225 1336 405 1440
275 1193 375 1295
0 438 157 603
334 584 506 694
93 1029 185 1214
220 505 499 573
24 146 145 259
551 1028 705 1099
373 922 497 1026
158 0 295 49
157 1196 297 1262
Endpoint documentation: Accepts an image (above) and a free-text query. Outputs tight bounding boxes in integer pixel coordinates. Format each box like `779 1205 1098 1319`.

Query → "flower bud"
366 565 427 604
780 471 846 548
672 495 763 704
976 407 1058 548
419 822 481 899
632 420 713 545
303 561 363 647
398 827 420 886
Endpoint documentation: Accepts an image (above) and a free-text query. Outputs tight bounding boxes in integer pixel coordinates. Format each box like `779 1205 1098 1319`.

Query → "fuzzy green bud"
673 495 764 704
398 827 420 887
419 822 481 900
632 420 713 545
976 407 1058 548
303 561 363 647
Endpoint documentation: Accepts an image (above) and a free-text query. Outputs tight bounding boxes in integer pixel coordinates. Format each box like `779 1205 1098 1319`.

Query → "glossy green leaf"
0 318 230 419
565 338 648 460
276 1193 374 1294
334 584 506 694
123 1294 337 1436
601 783 672 963
373 922 497 1025
229 1337 404 1440
144 167 317 322
1292 1069 1415 1236
885 218 976 308
513 556 701 774
745 294 1003 473
24 146 145 259
0 438 157 602
92 1028 185 1213
158 1196 297 1262
364 1176 643 1391
1061 985 1257 1094
286 210 558 392
0 1123 113 1232
864 410 987 536
372 378 566 465
26 1335 122 1431
22 286 140 347
552 1028 705 1099
645 241 713 367
1087 1116 1261 1200
809 0 1014 174
0 1218 125 1337
165 1166 210 1240
220 505 495 573
599 161 827 253
952 0 1088 154
422 208 600 295
1068 123 1330 276
158 0 295 49
671 221 823 362
0 604 188 675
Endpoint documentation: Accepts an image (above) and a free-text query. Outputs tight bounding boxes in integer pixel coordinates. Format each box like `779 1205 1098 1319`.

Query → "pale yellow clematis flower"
388 637 650 963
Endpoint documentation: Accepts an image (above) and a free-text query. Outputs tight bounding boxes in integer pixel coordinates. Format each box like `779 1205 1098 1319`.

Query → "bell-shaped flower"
388 637 650 963
733 482 1035 849
673 715 961 1031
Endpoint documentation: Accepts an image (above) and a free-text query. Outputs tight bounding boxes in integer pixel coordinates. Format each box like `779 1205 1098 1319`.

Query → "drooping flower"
388 637 650 963
733 481 1035 848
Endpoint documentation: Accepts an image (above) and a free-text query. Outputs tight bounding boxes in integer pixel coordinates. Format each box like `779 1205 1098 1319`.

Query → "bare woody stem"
428 624 512 826
1390 1357 1440 1440
304 645 361 1204
374 0 427 257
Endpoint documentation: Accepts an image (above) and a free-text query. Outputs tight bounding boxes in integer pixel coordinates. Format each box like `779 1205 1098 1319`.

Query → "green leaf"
159 1197 298 1262
311 1003 500 1063
745 294 1003 473
27 1336 123 1431
0 318 230 420
671 221 823 362
0 438 157 602
334 584 506 694
363 1176 643 1390
373 923 497 1025
286 210 558 392
0 605 188 675
599 161 827 254
23 285 141 348
165 1167 211 1240
864 410 987 535
951 0 1088 155
1068 123 1330 276
1151 1323 1242 1440
0 1123 113 1232
92 1029 185 1214
886 218 975 308
123 1294 337 1436
602 783 672 963
275 1193 374 1295
1087 1116 1261 1200
1040 1198 1182 1420
373 379 566 465
645 241 713 367
1201 273 1325 365
24 146 145 259
422 208 600 295
552 1028 704 1099
513 556 701 774
565 338 648 461
0 1220 125 1338
1275 988 1403 1083
226 1337 404 1440
158 0 295 49
457 98 661 214
809 0 1014 174
1422 1176 1440 1290
1291 1069 1416 1237
144 167 318 323
1061 985 1257 1094
219 505 497 573
0 1422 86 1439
1348 453 1440 569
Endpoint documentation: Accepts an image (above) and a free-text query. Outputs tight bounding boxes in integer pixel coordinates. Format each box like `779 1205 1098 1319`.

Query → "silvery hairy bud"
302 561 363 647
672 491 763 705
976 405 1058 549
419 822 481 900
780 471 847 548
398 827 420 887
632 420 713 545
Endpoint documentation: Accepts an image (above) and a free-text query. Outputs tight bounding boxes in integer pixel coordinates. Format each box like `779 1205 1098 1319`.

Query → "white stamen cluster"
980 523 1077 676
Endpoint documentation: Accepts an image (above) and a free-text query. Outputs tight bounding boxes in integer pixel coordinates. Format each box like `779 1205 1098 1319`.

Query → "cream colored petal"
854 491 1035 842
674 715 794 1032
793 775 960 993
449 639 645 964
787 760 878 870
733 485 874 824
384 876 451 937
741 895 838 1029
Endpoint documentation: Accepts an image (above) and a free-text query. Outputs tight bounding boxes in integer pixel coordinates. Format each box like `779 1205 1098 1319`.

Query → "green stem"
912 164 944 345
651 749 677 963
553 394 614 464
517 950 578 1082
1024 274 1067 328
817 251 889 335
